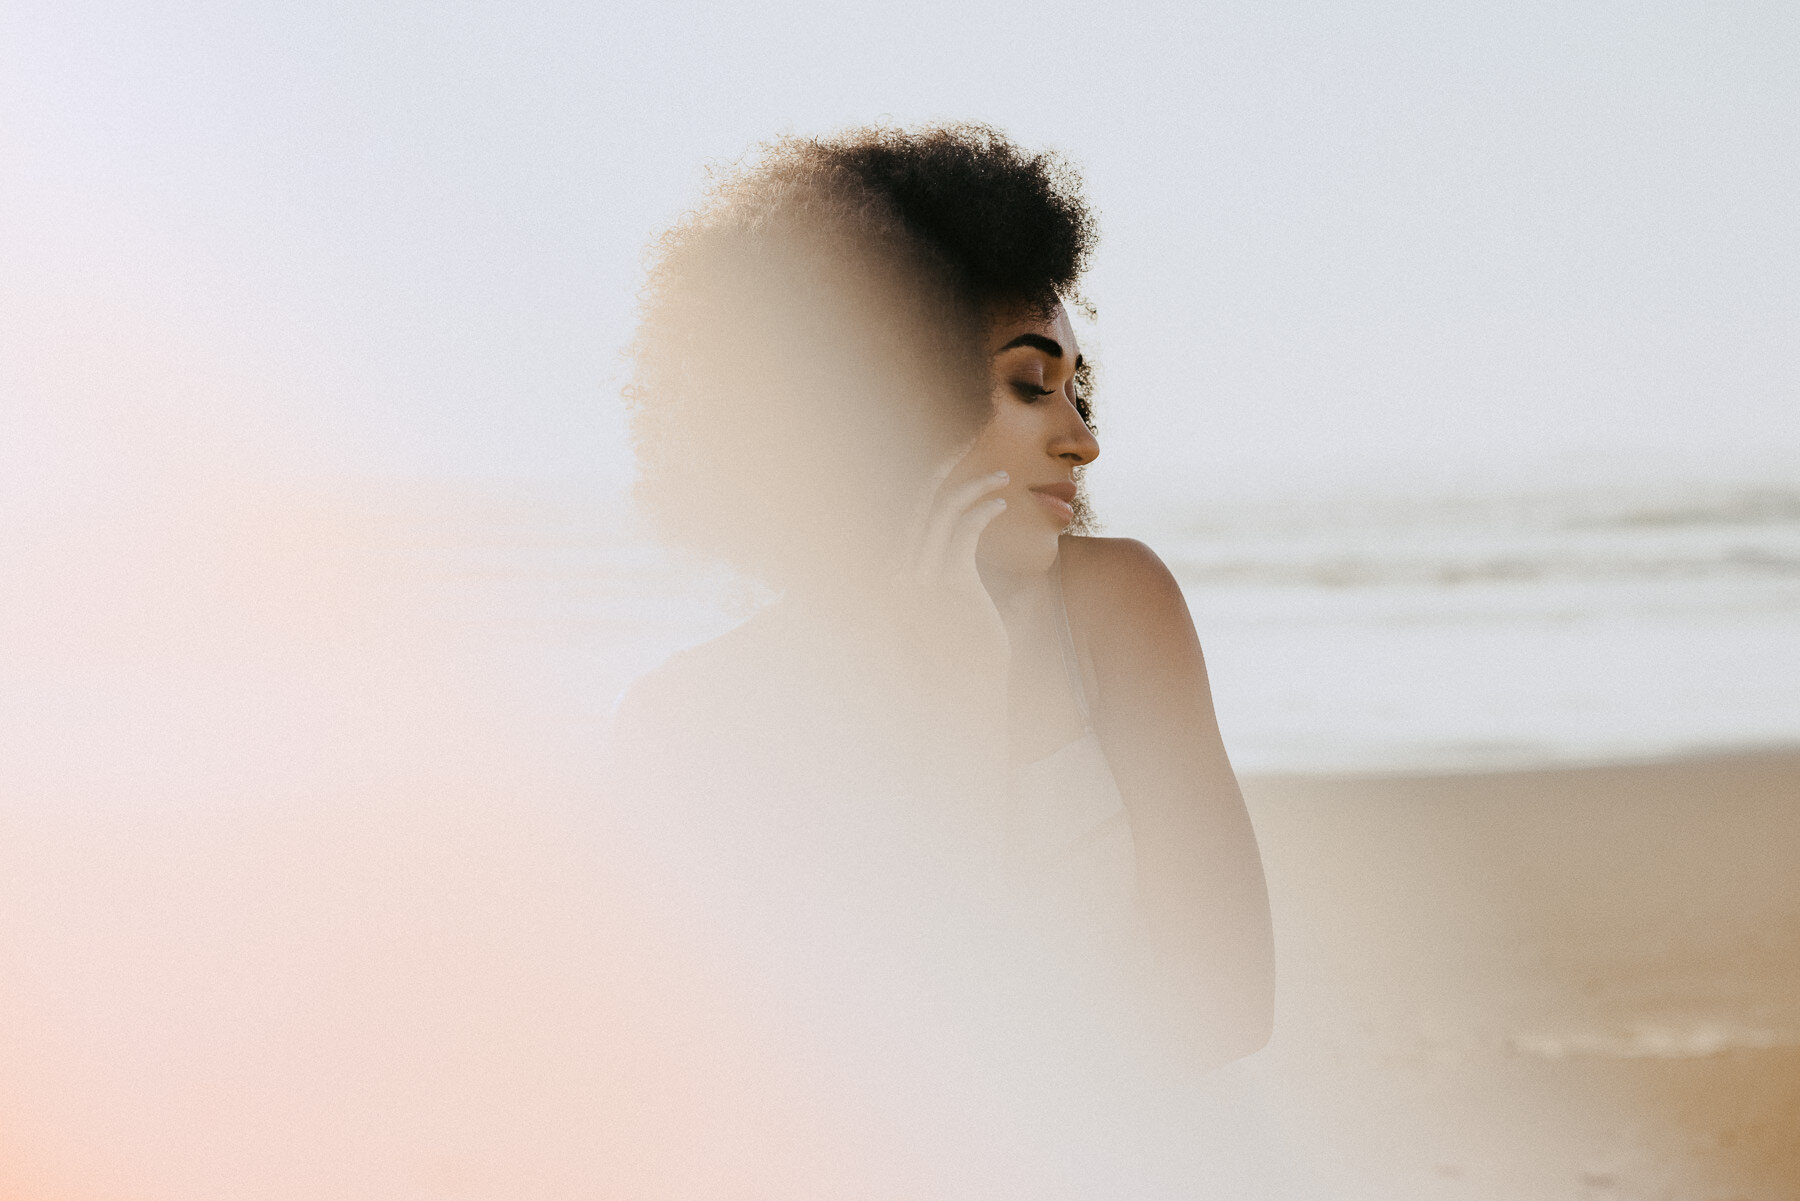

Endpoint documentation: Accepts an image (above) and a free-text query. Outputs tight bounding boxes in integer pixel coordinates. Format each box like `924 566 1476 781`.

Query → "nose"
1050 396 1099 466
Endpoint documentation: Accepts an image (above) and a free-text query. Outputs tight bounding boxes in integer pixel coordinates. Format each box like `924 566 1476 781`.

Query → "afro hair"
625 123 1099 586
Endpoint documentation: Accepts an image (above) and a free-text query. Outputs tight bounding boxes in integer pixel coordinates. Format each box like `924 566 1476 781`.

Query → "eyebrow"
996 333 1083 367
997 333 1063 358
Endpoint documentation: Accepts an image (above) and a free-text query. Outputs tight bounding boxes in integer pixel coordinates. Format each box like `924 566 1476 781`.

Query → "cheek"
967 402 1038 471
950 403 1011 478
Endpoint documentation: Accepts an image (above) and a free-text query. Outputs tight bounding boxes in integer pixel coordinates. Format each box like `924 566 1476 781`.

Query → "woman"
612 123 1279 1193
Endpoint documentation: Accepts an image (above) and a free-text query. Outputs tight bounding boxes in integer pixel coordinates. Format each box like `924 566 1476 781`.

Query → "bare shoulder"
609 601 872 753
609 610 787 746
1057 533 1209 709
608 639 724 755
1059 535 1197 637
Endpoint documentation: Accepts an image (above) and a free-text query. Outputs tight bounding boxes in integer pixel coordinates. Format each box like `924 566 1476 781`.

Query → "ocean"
397 479 1800 776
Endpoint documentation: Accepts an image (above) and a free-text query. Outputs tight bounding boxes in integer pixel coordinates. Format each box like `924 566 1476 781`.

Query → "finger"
939 494 1008 581
920 471 1008 576
918 470 1007 571
903 435 986 567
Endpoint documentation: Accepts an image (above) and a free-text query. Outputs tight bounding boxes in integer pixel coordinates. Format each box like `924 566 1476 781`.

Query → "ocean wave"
1159 483 1800 535
1571 486 1800 531
1507 1023 1798 1061
1168 546 1800 589
1156 484 1800 589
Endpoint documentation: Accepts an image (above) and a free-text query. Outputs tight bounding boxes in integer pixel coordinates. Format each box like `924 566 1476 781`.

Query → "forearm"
1115 747 1275 1065
1139 800 1275 1064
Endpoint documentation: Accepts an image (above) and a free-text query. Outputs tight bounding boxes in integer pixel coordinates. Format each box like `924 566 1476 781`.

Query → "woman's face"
957 300 1099 579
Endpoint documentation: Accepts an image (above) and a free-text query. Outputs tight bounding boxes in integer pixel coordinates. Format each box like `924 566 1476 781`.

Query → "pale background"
8 1 1795 491
7 2 1797 770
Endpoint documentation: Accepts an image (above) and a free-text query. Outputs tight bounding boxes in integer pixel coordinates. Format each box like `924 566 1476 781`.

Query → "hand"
887 459 1012 703
877 455 1013 851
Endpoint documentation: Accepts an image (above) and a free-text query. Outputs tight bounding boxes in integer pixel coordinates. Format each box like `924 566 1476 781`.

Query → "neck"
977 551 1056 619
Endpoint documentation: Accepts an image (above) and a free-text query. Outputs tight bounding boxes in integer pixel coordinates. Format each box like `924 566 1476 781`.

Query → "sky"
5 0 1796 511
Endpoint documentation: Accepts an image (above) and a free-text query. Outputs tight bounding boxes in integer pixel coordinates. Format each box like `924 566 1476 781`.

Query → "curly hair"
625 122 1099 587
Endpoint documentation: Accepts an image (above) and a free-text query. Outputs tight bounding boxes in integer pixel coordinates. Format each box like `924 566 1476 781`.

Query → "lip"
1028 482 1077 526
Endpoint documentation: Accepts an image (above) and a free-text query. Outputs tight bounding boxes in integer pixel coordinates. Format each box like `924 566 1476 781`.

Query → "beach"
393 482 1799 1192
3 464 1796 1198
332 481 1800 1198
1243 748 1800 1200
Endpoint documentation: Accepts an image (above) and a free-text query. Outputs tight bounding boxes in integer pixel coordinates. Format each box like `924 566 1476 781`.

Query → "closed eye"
1012 382 1056 399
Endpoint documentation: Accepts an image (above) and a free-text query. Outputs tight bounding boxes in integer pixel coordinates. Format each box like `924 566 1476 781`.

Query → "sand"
1241 749 1800 1200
